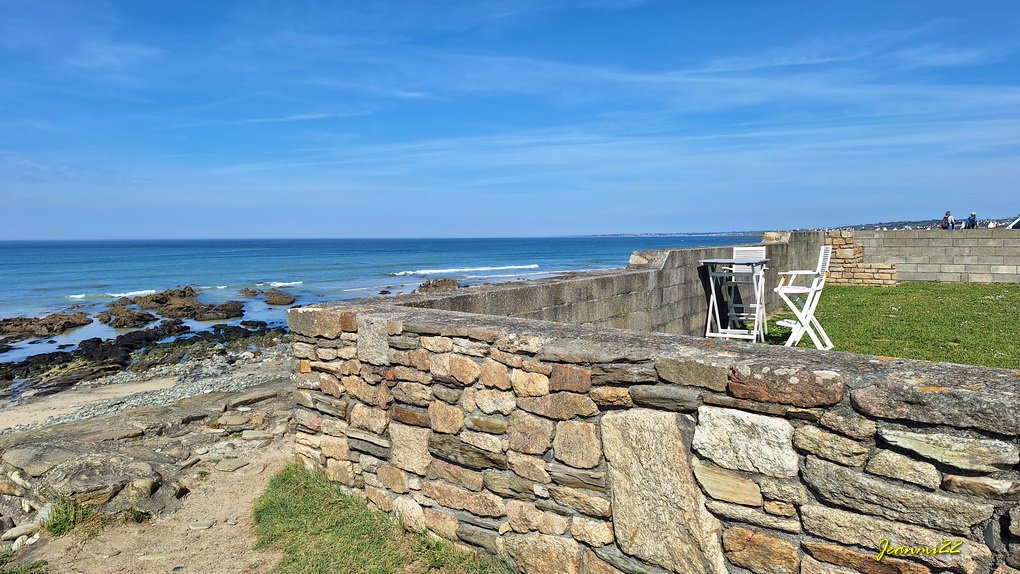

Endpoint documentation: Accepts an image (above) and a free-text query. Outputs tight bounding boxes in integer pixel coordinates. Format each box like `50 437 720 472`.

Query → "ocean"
0 235 759 362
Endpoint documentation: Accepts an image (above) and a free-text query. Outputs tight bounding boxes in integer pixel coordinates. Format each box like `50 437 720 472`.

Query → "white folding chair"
722 246 768 340
774 245 833 350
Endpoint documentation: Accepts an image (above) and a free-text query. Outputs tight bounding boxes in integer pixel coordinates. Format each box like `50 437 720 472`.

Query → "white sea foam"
66 293 87 299
105 289 157 298
341 287 372 292
389 264 539 277
269 281 303 287
200 285 229 290
462 267 614 280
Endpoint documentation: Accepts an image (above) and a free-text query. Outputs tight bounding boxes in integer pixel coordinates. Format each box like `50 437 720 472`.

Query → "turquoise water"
0 236 759 361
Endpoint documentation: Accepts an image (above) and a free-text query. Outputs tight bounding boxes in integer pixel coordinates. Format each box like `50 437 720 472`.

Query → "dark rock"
594 544 673 574
264 289 295 306
628 385 702 412
0 312 93 340
457 523 499 553
0 320 191 393
97 305 157 329
416 278 461 293
239 288 259 297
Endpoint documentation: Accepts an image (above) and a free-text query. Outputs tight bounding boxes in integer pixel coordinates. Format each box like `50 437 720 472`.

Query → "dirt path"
13 436 291 574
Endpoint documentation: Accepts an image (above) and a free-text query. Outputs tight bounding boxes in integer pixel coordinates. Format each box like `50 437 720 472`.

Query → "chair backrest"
731 246 766 274
816 245 833 274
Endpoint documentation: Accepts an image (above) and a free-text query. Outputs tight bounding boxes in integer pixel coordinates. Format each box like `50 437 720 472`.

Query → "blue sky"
2 0 1019 239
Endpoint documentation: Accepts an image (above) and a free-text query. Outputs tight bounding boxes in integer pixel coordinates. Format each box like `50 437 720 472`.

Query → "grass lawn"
253 463 512 574
766 282 1020 369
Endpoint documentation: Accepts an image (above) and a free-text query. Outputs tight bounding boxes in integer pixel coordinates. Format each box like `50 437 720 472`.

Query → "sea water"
0 235 759 361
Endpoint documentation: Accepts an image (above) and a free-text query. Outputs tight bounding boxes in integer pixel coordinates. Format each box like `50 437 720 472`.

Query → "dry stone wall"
287 303 1020 574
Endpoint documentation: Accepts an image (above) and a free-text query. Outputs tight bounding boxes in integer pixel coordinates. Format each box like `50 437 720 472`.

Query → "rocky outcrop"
129 287 244 322
0 380 292 547
264 289 295 306
0 321 191 394
416 278 461 293
97 305 157 329
0 313 93 340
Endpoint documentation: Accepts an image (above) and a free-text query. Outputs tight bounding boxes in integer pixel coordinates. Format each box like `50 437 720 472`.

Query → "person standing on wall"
966 212 977 229
940 211 956 230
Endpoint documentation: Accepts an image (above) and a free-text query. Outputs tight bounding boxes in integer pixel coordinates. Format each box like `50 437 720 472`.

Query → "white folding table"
700 257 769 342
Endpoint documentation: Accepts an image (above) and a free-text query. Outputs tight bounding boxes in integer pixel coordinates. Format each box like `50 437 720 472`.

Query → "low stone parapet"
287 303 1020 574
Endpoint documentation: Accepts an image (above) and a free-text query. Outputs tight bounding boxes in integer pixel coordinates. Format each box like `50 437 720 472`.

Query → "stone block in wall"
942 474 1020 501
540 465 604 496
422 481 506 517
508 411 554 455
803 457 993 535
287 307 357 338
801 505 992 572
507 452 551 484
692 406 798 478
506 500 569 535
389 422 432 475
722 526 799 574
517 393 598 420
691 459 762 507
875 428 1019 471
505 534 584 574
705 500 801 533
728 366 844 408
479 358 512 389
475 389 516 415
549 364 592 393
802 541 929 574
853 383 1020 436
552 421 602 469
654 358 728 392
792 425 869 467
628 385 702 412
589 386 633 407
601 408 727 574
356 314 394 365
865 450 940 490
547 485 611 518
428 433 508 470
511 369 550 397
818 411 876 440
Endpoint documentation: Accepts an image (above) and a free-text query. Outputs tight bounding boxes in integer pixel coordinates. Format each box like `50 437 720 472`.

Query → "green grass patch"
43 498 95 537
767 282 1020 369
0 548 47 574
253 462 512 574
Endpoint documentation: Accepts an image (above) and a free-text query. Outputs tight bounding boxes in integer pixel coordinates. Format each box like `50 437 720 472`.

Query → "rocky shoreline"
0 285 301 398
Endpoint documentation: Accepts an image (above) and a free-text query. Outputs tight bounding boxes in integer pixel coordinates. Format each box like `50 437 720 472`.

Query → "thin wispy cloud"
240 112 372 124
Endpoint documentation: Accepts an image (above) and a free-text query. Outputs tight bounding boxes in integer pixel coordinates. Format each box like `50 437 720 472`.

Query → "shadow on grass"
253 462 513 574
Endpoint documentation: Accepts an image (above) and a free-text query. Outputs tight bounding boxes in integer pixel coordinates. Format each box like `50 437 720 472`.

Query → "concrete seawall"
856 229 1020 283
